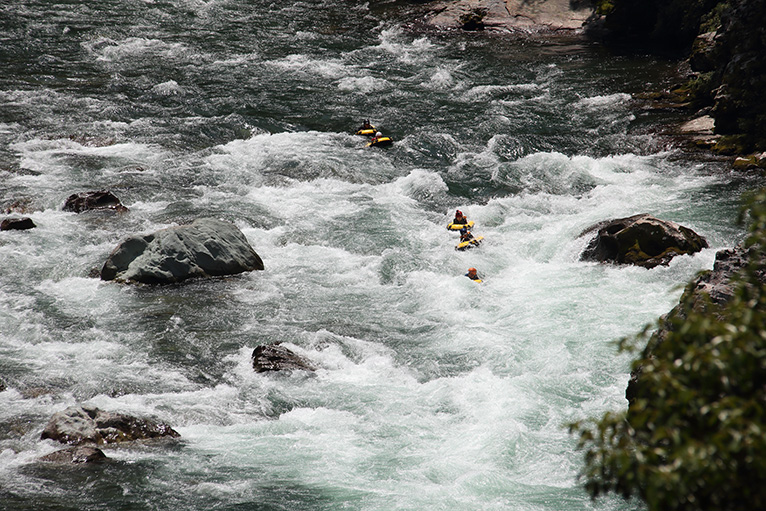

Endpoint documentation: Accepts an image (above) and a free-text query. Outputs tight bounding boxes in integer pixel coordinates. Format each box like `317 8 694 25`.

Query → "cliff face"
594 0 766 152
705 0 766 151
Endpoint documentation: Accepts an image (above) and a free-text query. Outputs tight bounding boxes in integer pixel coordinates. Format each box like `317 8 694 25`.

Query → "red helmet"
456 210 463 216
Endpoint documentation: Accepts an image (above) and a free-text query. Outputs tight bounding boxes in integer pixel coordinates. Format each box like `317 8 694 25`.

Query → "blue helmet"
460 227 468 235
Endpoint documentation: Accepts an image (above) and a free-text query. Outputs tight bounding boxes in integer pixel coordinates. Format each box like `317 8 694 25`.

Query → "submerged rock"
100 218 264 284
1 217 36 231
580 214 708 268
63 190 128 213
252 343 316 373
40 406 180 445
39 446 107 464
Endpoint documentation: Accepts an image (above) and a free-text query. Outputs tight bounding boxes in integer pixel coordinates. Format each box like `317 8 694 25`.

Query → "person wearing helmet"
371 131 383 143
459 227 474 243
465 267 480 281
453 209 468 225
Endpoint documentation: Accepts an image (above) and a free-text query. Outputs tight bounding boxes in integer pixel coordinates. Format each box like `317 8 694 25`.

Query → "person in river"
357 120 375 134
371 131 383 143
465 267 480 281
459 227 475 243
453 210 468 225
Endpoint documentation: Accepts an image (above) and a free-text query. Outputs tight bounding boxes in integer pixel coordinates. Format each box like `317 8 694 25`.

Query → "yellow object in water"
447 220 474 231
455 236 483 251
367 136 393 147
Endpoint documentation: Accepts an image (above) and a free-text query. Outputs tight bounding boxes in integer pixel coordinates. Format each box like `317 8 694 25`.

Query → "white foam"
337 75 390 93
152 80 186 96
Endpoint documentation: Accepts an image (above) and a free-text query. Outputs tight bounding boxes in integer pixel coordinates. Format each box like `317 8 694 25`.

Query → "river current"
0 1 754 510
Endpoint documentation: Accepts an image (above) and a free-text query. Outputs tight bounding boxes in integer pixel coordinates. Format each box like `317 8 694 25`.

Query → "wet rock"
252 343 316 373
580 214 708 268
732 152 766 171
40 405 180 445
39 446 107 464
2 198 33 214
63 190 128 213
0 217 36 231
100 218 264 284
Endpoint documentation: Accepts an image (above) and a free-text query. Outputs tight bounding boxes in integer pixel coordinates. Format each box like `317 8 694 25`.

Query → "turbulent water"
0 1 756 510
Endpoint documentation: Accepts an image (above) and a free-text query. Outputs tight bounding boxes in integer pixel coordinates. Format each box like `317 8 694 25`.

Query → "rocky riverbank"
418 0 766 160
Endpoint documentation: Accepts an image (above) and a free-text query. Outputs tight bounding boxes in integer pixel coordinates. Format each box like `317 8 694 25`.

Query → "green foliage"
595 0 615 15
570 190 766 511
699 1 729 33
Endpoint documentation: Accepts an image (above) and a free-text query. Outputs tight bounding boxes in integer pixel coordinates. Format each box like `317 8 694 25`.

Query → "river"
0 0 754 510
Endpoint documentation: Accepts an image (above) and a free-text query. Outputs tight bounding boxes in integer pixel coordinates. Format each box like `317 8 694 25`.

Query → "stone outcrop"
100 218 264 284
1 217 36 231
40 406 180 445
252 343 316 373
625 242 763 404
580 214 708 268
423 0 596 33
63 190 128 213
707 1 766 147
39 446 107 464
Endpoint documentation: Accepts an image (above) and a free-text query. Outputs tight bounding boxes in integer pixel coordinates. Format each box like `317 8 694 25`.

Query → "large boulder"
252 343 316 373
1 217 36 231
100 218 264 284
580 214 708 268
40 406 180 445
63 190 128 213
423 0 595 33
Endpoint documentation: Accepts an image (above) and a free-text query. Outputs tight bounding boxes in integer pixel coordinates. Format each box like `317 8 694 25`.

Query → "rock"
252 343 316 373
2 198 33 214
39 446 107 464
424 0 595 33
626 243 764 404
63 190 128 213
580 214 708 268
1 217 36 231
679 115 715 135
40 406 180 445
732 152 766 171
689 31 718 73
708 0 766 151
100 218 264 284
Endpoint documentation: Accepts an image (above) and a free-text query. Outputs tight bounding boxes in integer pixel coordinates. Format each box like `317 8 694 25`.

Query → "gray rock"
580 214 708 268
63 190 128 213
40 406 180 445
1 217 36 231
101 218 264 284
424 0 595 33
39 446 107 464
252 343 316 373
